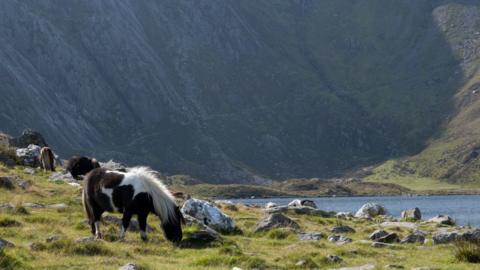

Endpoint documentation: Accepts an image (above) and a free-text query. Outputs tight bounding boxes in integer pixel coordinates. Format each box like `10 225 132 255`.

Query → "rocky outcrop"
331 226 355 234
369 230 389 241
428 215 455 226
299 232 322 241
401 231 426 244
9 129 47 148
16 144 41 167
255 213 300 232
182 198 236 233
288 199 317 209
355 203 387 218
0 238 14 250
401 208 421 221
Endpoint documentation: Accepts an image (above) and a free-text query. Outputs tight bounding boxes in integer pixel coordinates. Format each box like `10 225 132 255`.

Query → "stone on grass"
0 176 15 189
369 230 389 241
10 129 47 148
47 203 69 209
22 202 45 208
288 199 317 208
376 233 399 243
0 238 14 250
380 221 417 230
49 171 77 182
75 236 96 243
46 235 60 243
331 225 355 233
255 213 300 232
299 232 322 241
0 203 14 210
401 231 426 244
265 202 278 209
18 180 30 189
16 144 41 167
24 168 36 175
182 198 236 232
119 262 139 270
432 231 460 244
335 212 353 219
327 255 343 263
401 208 421 220
372 242 394 248
328 234 352 245
428 215 455 226
355 203 387 218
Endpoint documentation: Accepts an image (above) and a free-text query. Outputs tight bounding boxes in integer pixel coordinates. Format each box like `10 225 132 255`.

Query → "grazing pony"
67 156 100 179
39 147 55 172
82 167 184 242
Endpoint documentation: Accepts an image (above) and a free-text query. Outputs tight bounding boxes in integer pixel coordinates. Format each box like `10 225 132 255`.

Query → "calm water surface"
232 195 480 226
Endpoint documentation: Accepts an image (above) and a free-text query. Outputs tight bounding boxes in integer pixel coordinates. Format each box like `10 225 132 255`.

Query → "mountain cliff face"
0 0 478 183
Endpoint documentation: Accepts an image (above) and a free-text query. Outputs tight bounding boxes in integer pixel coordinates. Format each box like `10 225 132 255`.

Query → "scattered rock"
295 258 317 268
23 167 36 175
288 199 317 208
119 262 139 270
335 212 353 219
182 198 236 232
0 238 14 250
432 231 460 244
255 213 300 232
232 267 243 270
328 234 352 245
46 235 60 243
10 129 47 148
331 225 355 234
47 203 69 209
265 202 278 209
376 233 399 243
299 232 322 241
401 231 426 244
411 267 435 270
0 203 14 210
401 208 422 220
428 215 455 226
49 171 77 182
461 228 480 242
0 176 15 189
264 205 288 214
16 144 41 167
18 180 30 189
330 263 375 270
355 203 387 218
327 255 343 263
22 202 45 208
369 229 389 241
289 207 335 217
188 228 221 242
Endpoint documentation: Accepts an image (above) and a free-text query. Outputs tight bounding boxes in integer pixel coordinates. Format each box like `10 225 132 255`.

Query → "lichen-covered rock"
369 230 389 241
119 263 139 270
428 215 455 226
0 238 14 250
288 199 317 208
299 232 322 241
255 213 300 232
331 225 355 234
0 176 15 190
49 171 77 183
376 233 399 243
328 234 352 245
432 231 460 244
401 231 426 244
16 144 41 167
401 208 422 220
182 198 236 232
265 202 278 209
10 129 47 148
355 203 387 218
335 212 353 219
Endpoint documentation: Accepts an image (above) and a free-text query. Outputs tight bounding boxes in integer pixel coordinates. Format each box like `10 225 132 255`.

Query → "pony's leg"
92 207 104 239
138 212 149 241
120 209 134 240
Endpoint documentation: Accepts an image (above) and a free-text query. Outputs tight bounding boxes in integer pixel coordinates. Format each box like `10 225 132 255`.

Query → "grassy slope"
0 164 478 270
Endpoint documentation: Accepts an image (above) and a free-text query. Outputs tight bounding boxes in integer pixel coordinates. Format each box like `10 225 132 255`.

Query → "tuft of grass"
193 254 267 269
266 228 294 240
218 243 243 256
0 217 21 227
41 238 113 256
455 241 480 263
13 206 29 215
0 250 23 270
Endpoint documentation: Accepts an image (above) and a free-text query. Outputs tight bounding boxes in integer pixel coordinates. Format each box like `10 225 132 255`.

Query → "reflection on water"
232 195 480 226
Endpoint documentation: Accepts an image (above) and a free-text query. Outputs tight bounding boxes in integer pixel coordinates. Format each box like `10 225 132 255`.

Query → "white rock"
181 198 236 232
355 203 387 218
265 202 278 209
329 263 375 270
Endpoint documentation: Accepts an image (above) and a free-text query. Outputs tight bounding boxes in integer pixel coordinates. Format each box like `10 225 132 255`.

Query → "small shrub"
454 241 480 263
13 206 29 215
266 228 293 240
0 217 20 227
70 241 113 256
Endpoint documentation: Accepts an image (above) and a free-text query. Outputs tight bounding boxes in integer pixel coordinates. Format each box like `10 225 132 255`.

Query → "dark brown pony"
39 147 55 172
82 167 184 242
67 156 100 179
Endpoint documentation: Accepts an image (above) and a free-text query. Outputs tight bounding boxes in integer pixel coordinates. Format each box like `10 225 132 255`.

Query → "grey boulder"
182 198 236 233
355 203 387 218
255 213 300 232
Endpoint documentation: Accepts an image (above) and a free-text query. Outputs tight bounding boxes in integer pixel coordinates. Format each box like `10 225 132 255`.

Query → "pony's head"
161 205 185 243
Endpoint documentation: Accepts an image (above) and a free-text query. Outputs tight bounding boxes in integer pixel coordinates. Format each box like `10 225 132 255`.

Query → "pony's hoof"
141 236 148 242
95 234 102 239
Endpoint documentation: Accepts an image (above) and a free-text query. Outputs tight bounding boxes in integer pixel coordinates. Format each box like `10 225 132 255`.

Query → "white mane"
123 166 177 223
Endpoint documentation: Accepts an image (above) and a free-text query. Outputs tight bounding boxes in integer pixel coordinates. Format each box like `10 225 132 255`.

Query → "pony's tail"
130 167 184 242
82 186 94 232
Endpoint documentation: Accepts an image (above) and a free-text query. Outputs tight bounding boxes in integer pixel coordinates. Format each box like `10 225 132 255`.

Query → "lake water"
231 195 480 227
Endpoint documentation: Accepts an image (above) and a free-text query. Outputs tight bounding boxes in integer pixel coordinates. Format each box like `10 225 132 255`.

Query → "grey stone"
328 234 352 244
288 199 317 208
182 198 236 233
18 180 30 189
0 176 15 189
428 215 455 226
10 129 47 148
355 203 387 218
401 231 426 244
75 236 97 243
331 225 355 234
372 242 394 248
255 213 300 232
119 263 139 270
369 229 389 241
47 203 69 209
0 203 14 210
299 232 322 241
432 231 460 244
49 171 77 182
335 212 353 219
46 235 60 243
329 264 375 270
327 255 343 263
22 202 45 208
401 208 422 220
376 233 399 243
100 160 128 172
16 144 42 167
380 221 417 230
0 238 14 250
23 168 36 175
265 202 278 209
